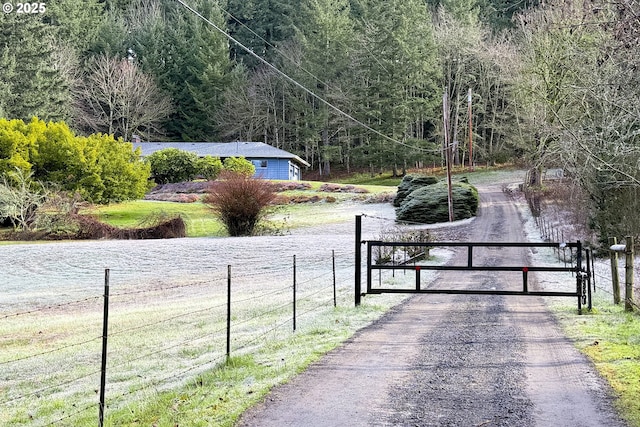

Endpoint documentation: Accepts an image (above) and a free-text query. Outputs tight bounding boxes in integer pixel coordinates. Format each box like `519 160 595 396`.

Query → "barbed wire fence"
0 246 364 426
528 194 640 312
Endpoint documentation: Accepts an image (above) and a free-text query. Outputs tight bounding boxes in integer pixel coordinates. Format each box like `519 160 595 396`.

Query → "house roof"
135 142 310 167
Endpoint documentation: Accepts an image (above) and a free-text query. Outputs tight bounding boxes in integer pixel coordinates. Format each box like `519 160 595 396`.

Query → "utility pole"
468 88 473 171
443 91 454 222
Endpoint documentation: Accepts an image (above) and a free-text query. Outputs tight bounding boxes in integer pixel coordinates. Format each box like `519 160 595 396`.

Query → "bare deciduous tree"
74 54 172 141
516 0 640 245
0 169 48 231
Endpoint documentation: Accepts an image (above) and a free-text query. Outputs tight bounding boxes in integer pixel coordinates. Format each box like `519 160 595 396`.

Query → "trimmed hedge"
395 177 479 224
393 175 439 207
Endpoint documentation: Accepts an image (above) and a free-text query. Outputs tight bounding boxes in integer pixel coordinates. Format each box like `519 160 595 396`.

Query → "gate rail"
354 217 591 314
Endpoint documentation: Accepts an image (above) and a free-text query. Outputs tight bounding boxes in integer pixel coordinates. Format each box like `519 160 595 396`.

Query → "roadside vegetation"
90 295 412 427
518 183 640 427
549 294 640 427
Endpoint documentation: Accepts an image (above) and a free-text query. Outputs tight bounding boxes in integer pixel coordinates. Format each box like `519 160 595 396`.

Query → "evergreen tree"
45 0 105 52
226 0 299 68
101 0 133 12
425 0 480 25
352 0 441 173
477 0 541 30
130 0 233 140
0 14 69 121
296 0 355 175
0 50 16 118
88 10 129 59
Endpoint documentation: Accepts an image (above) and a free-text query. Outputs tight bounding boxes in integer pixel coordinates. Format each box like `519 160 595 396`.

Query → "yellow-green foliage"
0 118 36 173
0 117 150 203
222 156 255 176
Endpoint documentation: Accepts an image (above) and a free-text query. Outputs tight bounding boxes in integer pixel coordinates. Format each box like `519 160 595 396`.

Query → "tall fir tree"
129 0 233 140
0 14 70 121
45 0 105 52
353 0 441 173
296 0 355 174
226 0 299 68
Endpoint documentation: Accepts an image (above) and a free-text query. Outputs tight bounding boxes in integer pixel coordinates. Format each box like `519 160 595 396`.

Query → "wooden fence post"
625 236 634 312
609 237 621 305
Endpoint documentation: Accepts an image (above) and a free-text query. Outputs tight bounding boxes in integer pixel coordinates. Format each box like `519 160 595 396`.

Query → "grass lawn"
86 181 398 237
554 299 640 427
84 200 226 237
86 168 516 238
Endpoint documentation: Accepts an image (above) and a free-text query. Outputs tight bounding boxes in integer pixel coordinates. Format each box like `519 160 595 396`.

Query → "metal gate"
354 216 593 314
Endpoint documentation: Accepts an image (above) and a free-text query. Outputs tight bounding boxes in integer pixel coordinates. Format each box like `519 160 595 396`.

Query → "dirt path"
236 184 626 426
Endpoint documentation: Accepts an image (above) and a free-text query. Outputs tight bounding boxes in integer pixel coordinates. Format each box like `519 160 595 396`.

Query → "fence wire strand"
0 296 102 319
0 335 102 366
44 403 95 427
1 368 101 405
108 306 215 337
1 249 351 425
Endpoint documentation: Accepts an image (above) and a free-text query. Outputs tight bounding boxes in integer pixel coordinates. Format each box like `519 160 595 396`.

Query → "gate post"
576 241 583 314
355 215 362 306
609 237 621 304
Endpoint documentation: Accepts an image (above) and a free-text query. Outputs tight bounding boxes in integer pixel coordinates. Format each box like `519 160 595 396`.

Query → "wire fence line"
530 204 640 311
0 249 356 426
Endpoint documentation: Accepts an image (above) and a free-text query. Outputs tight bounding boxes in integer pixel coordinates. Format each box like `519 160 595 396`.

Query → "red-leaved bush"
203 172 276 236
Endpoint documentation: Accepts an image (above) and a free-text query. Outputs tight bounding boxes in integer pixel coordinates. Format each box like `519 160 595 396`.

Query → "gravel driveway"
236 182 627 427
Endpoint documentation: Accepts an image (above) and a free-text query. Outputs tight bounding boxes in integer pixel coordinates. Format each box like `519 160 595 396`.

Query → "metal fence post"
355 215 362 306
577 241 583 314
609 237 621 304
625 236 634 312
293 255 297 331
226 265 231 359
332 250 337 307
585 249 593 311
98 269 110 427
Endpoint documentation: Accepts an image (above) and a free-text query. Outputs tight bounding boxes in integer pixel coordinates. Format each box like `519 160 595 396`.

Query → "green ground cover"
554 298 640 427
87 181 397 237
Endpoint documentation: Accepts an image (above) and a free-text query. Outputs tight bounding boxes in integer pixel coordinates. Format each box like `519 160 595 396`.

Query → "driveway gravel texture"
236 181 628 427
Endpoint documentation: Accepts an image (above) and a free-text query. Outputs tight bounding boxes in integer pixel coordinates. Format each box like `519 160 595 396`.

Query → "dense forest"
1 0 639 241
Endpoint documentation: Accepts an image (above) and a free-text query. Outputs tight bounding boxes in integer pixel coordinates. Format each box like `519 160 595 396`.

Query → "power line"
222 8 330 89
174 0 439 153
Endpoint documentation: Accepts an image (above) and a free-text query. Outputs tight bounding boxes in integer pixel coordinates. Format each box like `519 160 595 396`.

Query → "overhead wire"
174 0 440 153
222 8 330 89
221 6 394 119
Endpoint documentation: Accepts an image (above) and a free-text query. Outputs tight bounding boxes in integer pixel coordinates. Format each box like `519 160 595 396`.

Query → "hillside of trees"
1 0 639 243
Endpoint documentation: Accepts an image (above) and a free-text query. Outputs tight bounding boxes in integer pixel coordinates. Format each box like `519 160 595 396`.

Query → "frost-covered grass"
0 202 433 427
87 181 397 238
0 262 419 426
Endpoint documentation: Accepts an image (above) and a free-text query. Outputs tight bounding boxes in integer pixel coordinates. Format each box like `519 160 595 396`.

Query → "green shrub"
396 181 479 224
0 117 150 203
146 148 199 184
222 156 255 176
393 174 439 207
196 155 223 180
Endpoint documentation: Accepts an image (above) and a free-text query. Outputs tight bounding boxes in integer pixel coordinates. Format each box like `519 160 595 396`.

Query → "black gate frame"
354 216 592 314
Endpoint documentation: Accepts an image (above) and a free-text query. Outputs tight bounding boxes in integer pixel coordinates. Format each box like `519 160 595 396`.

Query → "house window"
253 160 267 168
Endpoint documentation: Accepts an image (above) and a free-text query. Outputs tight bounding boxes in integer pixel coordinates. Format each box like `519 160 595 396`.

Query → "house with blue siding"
135 141 310 181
